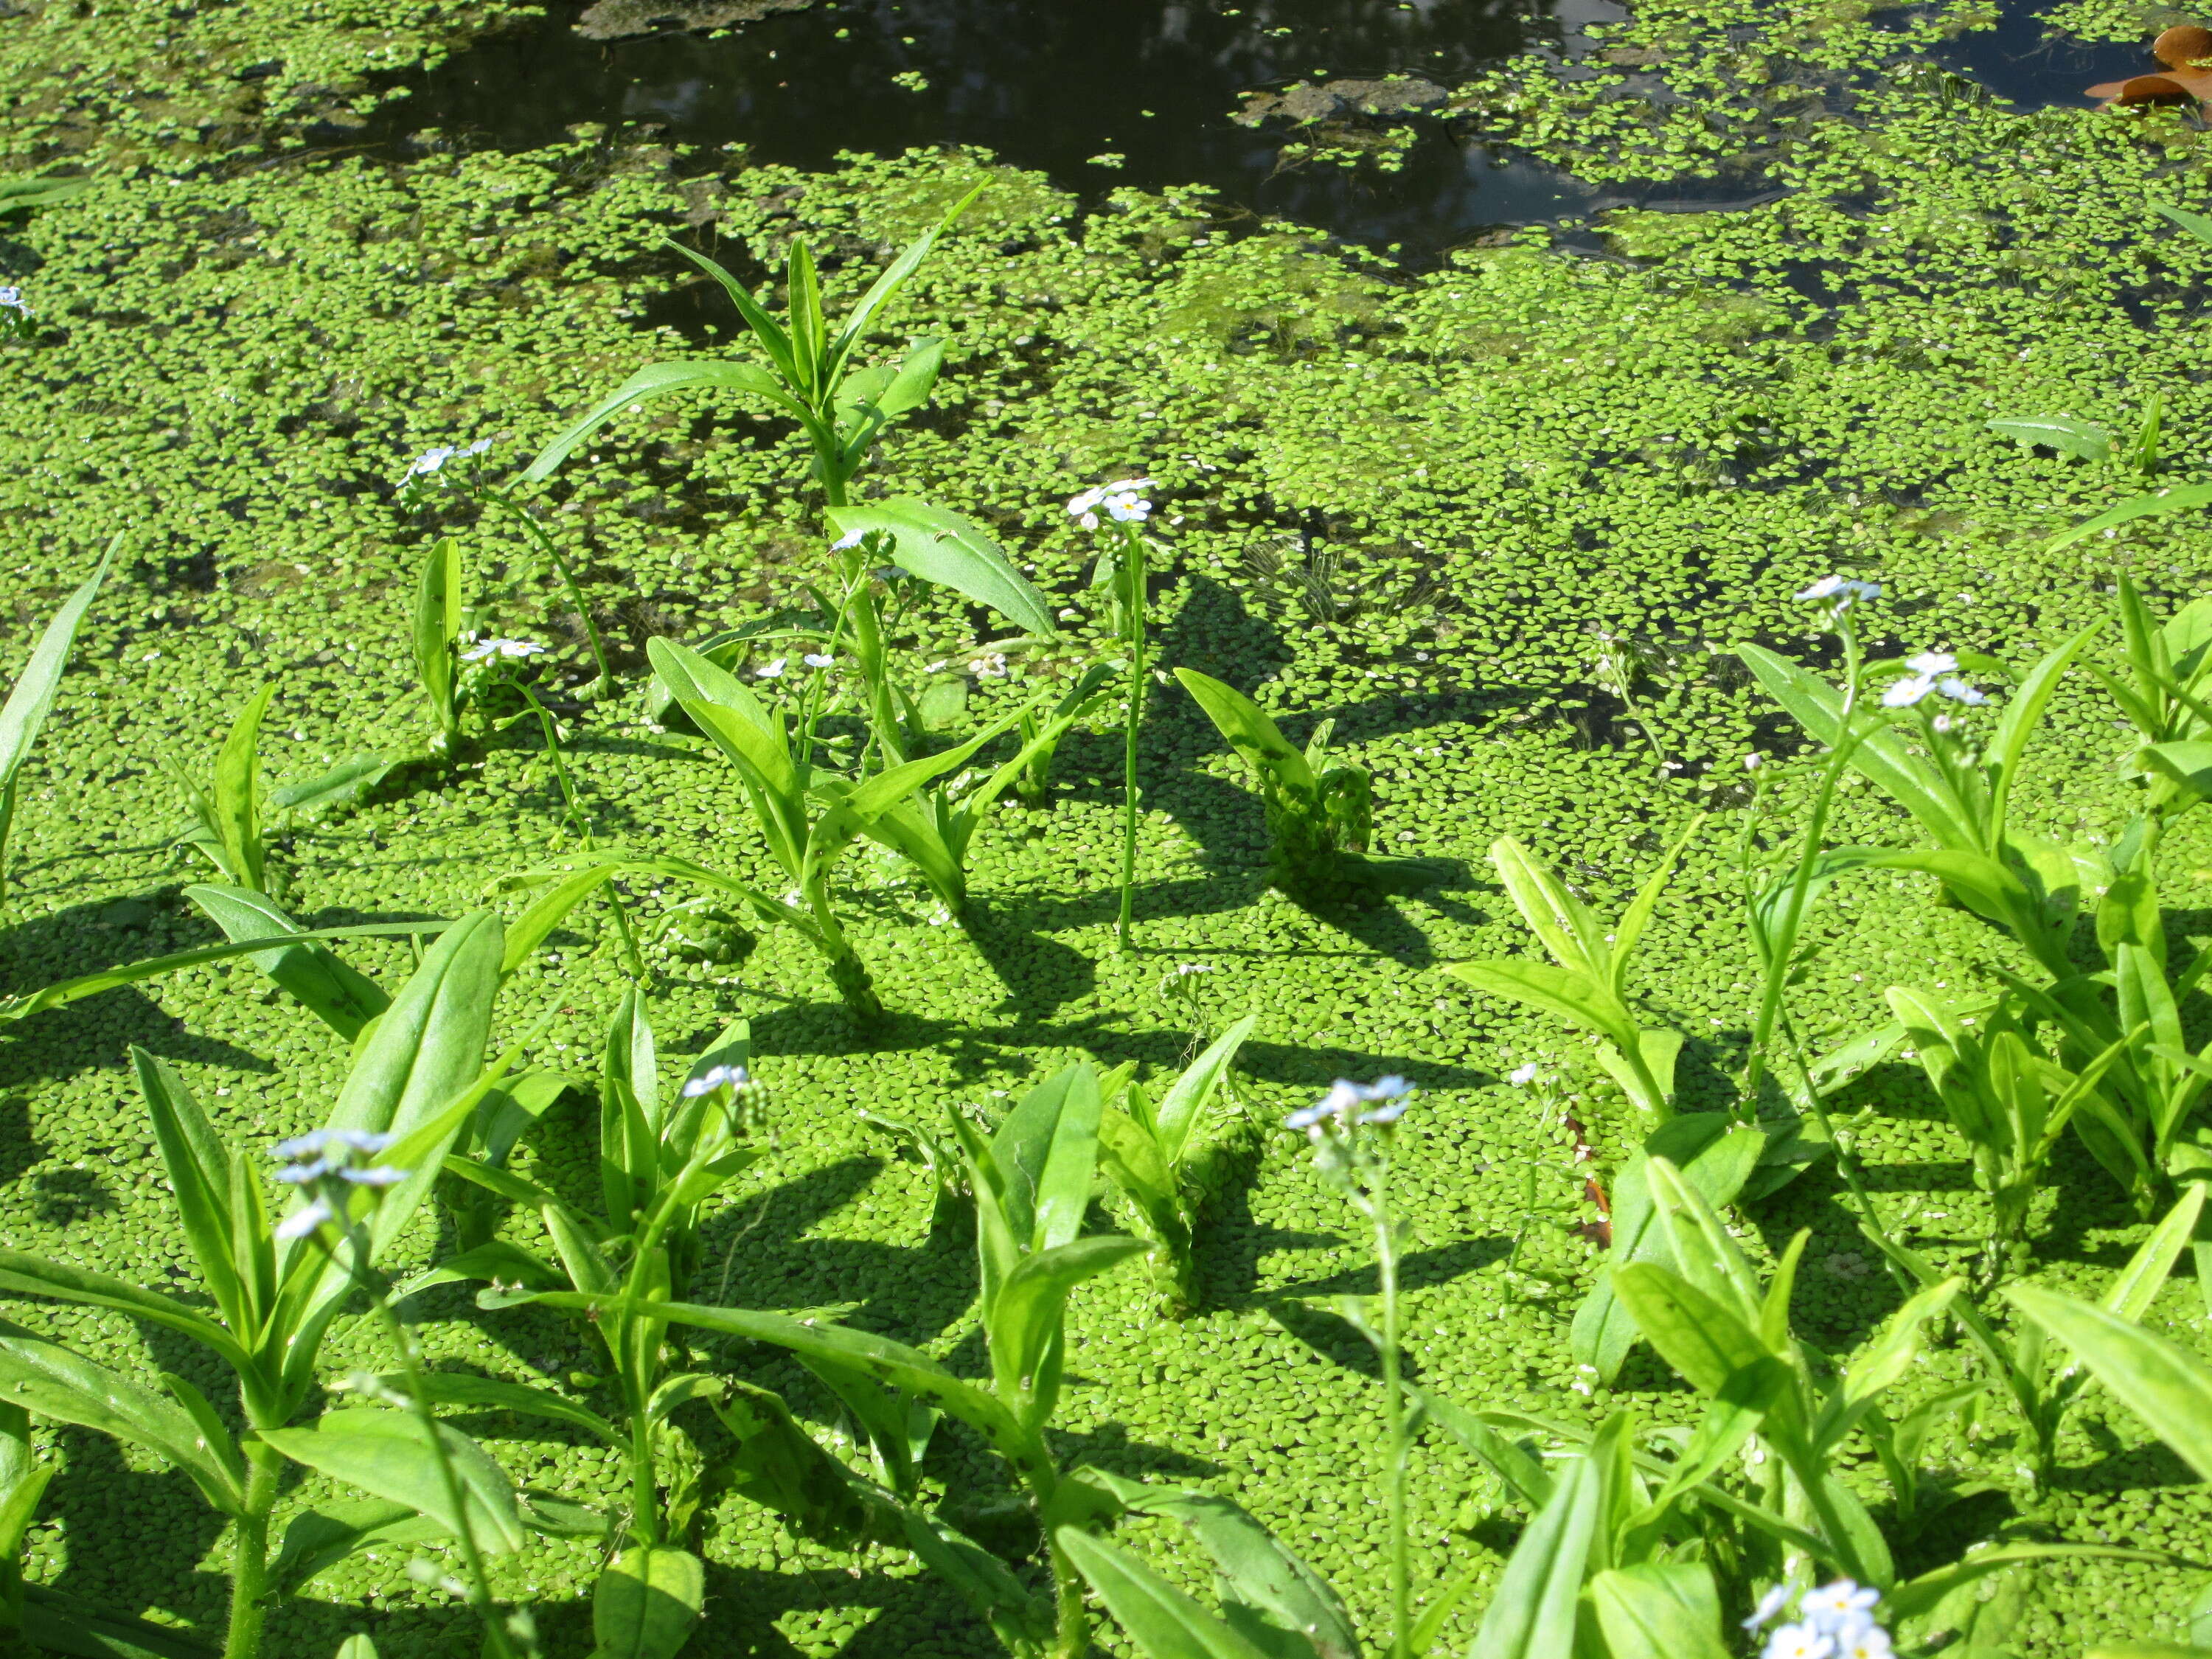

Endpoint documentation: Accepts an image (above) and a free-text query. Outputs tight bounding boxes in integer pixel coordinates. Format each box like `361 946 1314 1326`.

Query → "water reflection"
385 0 1628 256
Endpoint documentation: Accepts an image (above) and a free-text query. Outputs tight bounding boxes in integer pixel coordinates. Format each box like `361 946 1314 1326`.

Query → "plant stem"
367 1293 519 1659
1373 1164 1410 1659
1742 616 1866 1116
484 490 616 698
1117 525 1147 953
220 1443 282 1659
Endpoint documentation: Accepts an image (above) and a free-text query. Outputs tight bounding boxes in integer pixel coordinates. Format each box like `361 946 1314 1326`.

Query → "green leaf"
361 1371 620 1444
795 1353 936 1498
1174 669 1315 795
1057 1528 1279 1659
822 185 980 383
127 1048 245 1333
184 883 390 1040
1610 1263 1773 1397
499 859 621 976
645 638 798 801
987 1236 1147 1425
1587 1562 1728 1659
2157 201 2212 247
212 684 272 892
1736 644 1974 846
0 1249 252 1377
1840 1276 1964 1412
639 1301 1018 1446
0 919 449 1028
710 1379 872 1547
1419 1391 1552 1512
0 1324 244 1515
260 1408 524 1554
1985 623 2103 838
412 538 463 741
1985 416 2112 462
1466 1453 1599 1659
316 909 504 1262
1155 1014 1258 1167
268 753 400 817
1885 1542 2171 1624
271 1499 447 1596
2006 1284 2212 1481
522 361 801 485
824 498 1057 636
0 537 112 796
1443 959 1638 1053
1099 1482 1357 1659
588 1546 705 1659
2045 481 2212 553
601 988 658 1228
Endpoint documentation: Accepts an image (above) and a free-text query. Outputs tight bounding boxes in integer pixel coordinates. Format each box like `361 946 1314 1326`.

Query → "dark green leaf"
260 1408 524 1554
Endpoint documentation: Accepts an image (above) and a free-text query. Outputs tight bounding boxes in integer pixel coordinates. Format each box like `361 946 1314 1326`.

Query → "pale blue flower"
831 528 865 550
1882 674 1934 708
1938 676 1986 706
1744 1582 1794 1633
1069 477 1155 530
337 1165 407 1186
462 638 546 663
1795 574 1880 608
755 658 788 678
275 1199 335 1242
1799 1582 1879 1627
803 653 834 668
405 445 457 479
1904 650 1956 675
1761 1626 1833 1659
682 1062 751 1098
1508 1062 1541 1087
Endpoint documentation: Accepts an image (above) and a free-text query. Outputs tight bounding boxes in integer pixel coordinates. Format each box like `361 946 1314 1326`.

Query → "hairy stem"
220 1442 282 1659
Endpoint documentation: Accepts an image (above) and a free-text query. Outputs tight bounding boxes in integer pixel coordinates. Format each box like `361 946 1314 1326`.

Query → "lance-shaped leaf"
826 498 1056 636
260 1408 525 1554
1610 1263 1773 1398
184 883 389 1040
2045 480 2212 553
588 1545 706 1659
620 1300 1020 1447
316 909 504 1261
1467 1452 1599 1659
0 1324 245 1515
1057 1528 1279 1659
0 1251 253 1377
1093 1475 1358 1659
1737 643 1975 846
523 361 801 484
129 1048 246 1333
988 1236 1147 1423
1986 415 2112 462
1154 1015 1258 1167
0 919 449 1028
358 1371 620 1445
647 637 798 803
1587 1562 1729 1659
1175 669 1315 795
272 1499 448 1596
2006 1284 2212 1481
0 538 113 801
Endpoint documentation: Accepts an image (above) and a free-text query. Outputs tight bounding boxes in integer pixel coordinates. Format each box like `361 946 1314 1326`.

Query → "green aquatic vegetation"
167 684 276 894
1071 480 1158 948
522 191 978 512
1607 1155 1967 1590
260 1129 544 1659
641 635 1039 1014
0 914 512 1659
411 536 469 762
1868 1184 2203 1489
406 993 762 1658
1446 830 1691 1121
0 537 109 900
1174 667 1376 905
1884 987 2135 1280
1095 1012 1257 1314
627 1062 1145 1659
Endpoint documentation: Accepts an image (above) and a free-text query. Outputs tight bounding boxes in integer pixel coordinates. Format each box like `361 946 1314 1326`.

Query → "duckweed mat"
9 0 2212 1652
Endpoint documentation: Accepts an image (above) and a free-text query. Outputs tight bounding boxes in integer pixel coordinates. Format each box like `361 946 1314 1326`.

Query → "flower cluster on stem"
1747 1579 1891 1659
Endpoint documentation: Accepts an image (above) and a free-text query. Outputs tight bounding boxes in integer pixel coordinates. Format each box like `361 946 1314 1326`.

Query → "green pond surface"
5 0 2212 1652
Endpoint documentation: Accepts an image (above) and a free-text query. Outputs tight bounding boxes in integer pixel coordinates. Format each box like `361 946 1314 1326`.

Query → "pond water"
380 0 2154 262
